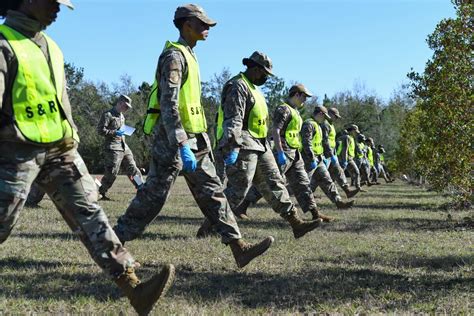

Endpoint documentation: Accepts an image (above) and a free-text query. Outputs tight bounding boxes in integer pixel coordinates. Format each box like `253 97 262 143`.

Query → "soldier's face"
187 17 210 41
295 93 307 108
24 0 61 27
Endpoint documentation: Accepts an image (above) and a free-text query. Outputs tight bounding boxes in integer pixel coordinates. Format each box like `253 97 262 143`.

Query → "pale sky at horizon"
9 0 456 102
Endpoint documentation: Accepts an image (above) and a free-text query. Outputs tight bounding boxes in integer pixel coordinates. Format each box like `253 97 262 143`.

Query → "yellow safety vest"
348 136 355 158
283 103 302 149
143 41 206 135
0 25 76 143
308 119 323 155
328 122 336 149
356 142 365 159
215 73 268 140
367 146 374 166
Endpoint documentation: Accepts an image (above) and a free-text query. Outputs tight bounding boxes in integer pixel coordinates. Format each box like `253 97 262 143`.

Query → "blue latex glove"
224 150 239 166
116 130 125 136
276 151 287 166
330 155 338 165
309 160 318 170
179 144 197 172
323 158 331 168
340 160 348 169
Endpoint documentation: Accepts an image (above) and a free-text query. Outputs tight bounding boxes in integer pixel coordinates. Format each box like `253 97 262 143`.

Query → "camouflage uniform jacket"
321 120 336 158
218 73 267 155
0 11 77 145
337 134 353 162
152 36 211 151
300 119 322 167
273 100 298 159
97 107 127 151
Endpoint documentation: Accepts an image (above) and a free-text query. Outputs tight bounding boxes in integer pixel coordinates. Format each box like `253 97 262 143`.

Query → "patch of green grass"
1 177 472 314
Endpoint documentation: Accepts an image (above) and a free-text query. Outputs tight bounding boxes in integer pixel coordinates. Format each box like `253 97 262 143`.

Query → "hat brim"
197 15 217 27
323 113 330 119
57 0 74 10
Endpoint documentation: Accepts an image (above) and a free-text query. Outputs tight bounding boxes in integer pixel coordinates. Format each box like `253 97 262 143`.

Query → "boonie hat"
174 4 217 26
243 51 274 76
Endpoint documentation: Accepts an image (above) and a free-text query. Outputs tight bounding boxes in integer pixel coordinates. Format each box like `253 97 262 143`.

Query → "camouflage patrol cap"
365 137 374 144
174 4 217 26
242 51 274 76
118 94 132 108
57 0 74 10
289 84 312 97
313 106 331 119
346 124 360 133
328 107 342 118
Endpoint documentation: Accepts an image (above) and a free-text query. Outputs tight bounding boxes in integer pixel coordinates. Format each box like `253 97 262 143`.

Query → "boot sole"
132 264 176 316
237 236 274 268
294 219 322 239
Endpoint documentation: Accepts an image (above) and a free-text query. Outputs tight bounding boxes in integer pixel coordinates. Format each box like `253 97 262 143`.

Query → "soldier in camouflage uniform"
231 84 334 221
377 145 393 182
201 52 322 239
321 107 360 198
114 4 273 269
337 124 362 190
97 94 143 200
365 137 380 184
0 1 174 314
354 133 373 186
301 106 354 209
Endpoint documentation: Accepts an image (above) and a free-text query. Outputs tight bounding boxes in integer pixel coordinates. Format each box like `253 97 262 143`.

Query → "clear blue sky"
42 0 455 101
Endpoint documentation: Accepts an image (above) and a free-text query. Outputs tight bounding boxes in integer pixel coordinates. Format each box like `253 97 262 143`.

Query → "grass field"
0 176 472 314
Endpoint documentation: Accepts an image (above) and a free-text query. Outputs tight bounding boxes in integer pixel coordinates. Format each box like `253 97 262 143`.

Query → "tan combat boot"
310 208 335 222
115 265 175 316
343 186 360 198
335 199 354 209
229 237 274 268
282 210 322 239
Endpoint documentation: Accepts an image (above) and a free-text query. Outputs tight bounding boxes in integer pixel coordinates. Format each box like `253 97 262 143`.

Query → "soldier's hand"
224 150 239 166
116 130 125 136
179 144 197 172
310 160 318 170
330 155 338 165
276 151 287 166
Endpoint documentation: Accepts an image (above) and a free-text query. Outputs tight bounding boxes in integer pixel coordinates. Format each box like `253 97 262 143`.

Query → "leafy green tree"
403 0 473 206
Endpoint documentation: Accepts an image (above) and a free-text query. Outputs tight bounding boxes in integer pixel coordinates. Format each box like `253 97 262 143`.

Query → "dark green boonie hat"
174 4 217 26
243 51 274 76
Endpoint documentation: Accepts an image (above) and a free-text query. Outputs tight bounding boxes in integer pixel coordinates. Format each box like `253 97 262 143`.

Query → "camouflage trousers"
99 146 142 195
377 164 391 182
25 181 46 207
346 159 361 189
0 139 135 278
232 150 317 213
370 165 380 183
114 133 241 244
328 158 350 191
355 158 371 184
224 147 294 215
308 160 342 204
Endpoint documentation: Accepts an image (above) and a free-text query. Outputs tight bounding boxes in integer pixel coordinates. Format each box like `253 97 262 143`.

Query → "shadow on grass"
166 266 472 311
312 252 474 272
12 232 77 240
1 257 472 311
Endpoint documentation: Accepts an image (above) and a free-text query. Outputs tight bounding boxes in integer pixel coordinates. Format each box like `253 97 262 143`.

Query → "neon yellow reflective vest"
348 136 355 158
380 153 385 163
143 41 206 135
367 146 374 166
328 122 336 149
356 142 365 159
308 119 323 155
0 25 76 143
283 103 302 149
215 73 268 140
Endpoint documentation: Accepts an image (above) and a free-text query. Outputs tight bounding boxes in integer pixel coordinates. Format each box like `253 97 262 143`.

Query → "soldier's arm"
97 112 115 136
159 49 188 146
0 40 11 114
340 136 348 161
219 80 247 153
301 121 316 163
321 122 332 158
272 105 290 153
